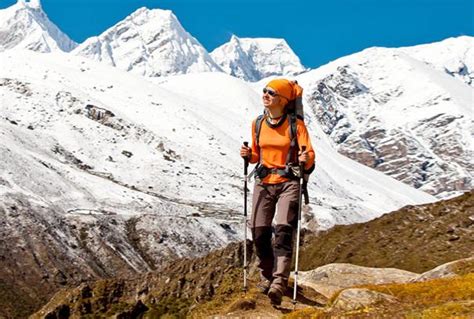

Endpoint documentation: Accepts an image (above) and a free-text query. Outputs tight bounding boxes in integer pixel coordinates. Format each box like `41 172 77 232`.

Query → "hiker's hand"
240 145 252 160
298 149 309 163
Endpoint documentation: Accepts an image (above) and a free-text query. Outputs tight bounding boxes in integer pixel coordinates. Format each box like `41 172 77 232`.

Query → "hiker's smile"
262 90 278 107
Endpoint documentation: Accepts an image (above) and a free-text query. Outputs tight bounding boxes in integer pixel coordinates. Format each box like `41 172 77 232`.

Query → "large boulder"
296 263 417 298
413 256 474 282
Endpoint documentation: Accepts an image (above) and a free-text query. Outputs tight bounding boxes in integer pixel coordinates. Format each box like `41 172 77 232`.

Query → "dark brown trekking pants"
250 179 299 293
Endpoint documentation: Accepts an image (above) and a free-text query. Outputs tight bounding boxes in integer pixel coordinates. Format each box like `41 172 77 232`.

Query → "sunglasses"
263 87 278 97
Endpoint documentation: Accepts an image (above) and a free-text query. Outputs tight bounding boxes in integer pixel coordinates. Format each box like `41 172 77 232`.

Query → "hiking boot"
267 287 283 306
256 277 271 294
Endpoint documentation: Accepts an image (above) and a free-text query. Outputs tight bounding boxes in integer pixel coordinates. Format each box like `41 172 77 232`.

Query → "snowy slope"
152 73 435 228
0 49 436 235
0 50 245 289
287 36 473 198
72 7 221 77
400 36 474 87
211 35 306 82
0 0 77 52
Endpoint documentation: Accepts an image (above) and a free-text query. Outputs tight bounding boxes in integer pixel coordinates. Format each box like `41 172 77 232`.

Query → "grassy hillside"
300 190 473 273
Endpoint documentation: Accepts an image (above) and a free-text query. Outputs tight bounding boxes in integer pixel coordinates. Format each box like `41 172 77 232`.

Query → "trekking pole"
292 145 306 306
242 141 250 293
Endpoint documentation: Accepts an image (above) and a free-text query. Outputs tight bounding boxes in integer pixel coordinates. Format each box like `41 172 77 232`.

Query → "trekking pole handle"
243 141 249 174
243 141 249 153
300 146 306 178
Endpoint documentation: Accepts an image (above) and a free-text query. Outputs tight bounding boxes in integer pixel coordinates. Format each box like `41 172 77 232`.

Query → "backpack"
252 81 314 204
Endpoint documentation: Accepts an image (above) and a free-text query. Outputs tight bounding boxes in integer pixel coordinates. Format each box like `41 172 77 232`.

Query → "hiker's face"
262 87 284 109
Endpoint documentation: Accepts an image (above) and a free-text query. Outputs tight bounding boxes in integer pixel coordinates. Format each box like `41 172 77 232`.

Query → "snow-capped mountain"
0 0 77 52
292 36 473 198
211 35 307 82
72 7 221 77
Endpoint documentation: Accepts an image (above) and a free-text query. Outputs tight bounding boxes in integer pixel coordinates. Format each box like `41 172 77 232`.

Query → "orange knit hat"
265 79 303 101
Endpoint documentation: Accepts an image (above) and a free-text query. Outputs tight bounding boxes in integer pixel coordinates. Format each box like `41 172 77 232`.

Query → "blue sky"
2 0 473 68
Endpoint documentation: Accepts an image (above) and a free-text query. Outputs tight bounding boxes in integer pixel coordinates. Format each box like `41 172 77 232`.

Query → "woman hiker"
240 79 315 306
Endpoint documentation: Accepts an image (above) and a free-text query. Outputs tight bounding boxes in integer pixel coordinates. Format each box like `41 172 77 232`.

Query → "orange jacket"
250 116 315 184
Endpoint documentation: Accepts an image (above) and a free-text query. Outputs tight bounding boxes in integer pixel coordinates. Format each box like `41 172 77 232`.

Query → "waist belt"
248 163 311 204
253 164 300 180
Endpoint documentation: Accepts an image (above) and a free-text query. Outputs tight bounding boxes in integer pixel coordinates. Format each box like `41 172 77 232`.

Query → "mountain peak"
128 6 175 22
17 0 41 9
73 6 221 77
230 34 240 42
0 0 76 52
211 36 307 82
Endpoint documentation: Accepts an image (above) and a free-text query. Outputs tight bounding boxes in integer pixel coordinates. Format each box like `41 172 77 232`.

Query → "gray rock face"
297 263 417 298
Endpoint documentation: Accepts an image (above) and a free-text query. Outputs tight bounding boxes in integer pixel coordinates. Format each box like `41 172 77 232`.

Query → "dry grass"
283 307 324 319
363 273 474 316
188 268 252 317
285 273 474 318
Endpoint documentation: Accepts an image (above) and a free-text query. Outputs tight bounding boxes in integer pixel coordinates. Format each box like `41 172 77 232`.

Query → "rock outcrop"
297 263 417 298
413 256 474 282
